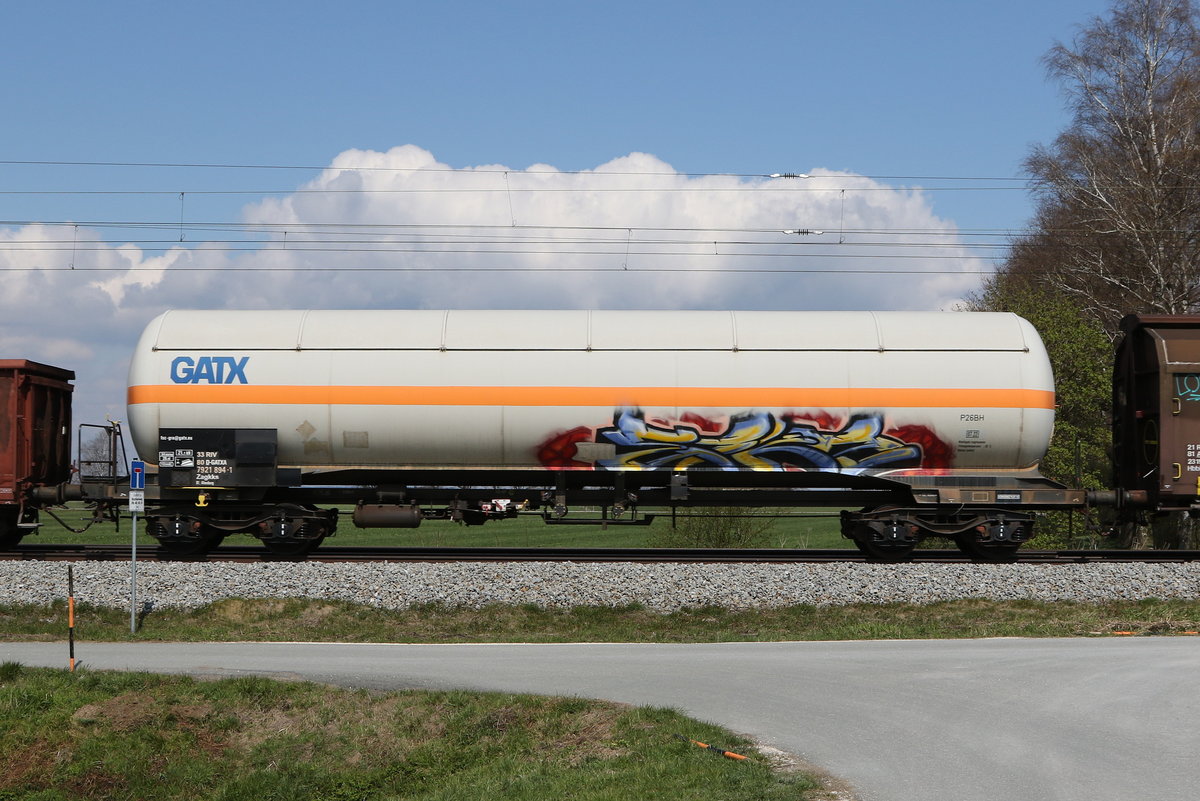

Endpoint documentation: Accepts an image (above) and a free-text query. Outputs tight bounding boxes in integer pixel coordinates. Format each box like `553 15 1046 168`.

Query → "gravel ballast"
3 560 1200 611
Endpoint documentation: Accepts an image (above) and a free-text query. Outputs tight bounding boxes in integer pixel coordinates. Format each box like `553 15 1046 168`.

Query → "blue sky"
4 1 1103 225
1 0 1112 426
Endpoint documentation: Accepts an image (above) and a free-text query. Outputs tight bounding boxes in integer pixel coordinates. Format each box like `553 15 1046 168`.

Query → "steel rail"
3 544 1200 564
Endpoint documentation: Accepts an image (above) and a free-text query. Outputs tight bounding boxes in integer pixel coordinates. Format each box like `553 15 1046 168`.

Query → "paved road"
5 638 1198 801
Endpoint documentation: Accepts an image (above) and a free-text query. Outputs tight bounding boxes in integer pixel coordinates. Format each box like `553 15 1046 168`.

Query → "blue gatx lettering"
170 356 250 384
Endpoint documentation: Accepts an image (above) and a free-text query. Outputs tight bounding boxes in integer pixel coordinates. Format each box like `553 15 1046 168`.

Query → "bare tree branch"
1013 0 1200 333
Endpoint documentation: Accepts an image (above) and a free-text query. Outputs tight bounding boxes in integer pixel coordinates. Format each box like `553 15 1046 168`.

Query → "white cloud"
234 147 985 311
0 145 987 434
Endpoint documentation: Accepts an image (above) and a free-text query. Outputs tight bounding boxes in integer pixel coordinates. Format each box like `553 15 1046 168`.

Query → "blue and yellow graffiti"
594 408 923 470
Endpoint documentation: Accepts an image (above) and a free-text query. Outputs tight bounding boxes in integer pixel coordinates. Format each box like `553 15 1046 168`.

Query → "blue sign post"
129 460 145 633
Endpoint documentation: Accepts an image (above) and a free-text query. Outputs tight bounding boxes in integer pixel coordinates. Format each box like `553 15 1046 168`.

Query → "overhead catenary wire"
0 158 1158 194
0 161 1045 273
0 216 1065 271
0 158 1035 182
0 264 1000 273
0 219 1026 236
0 238 1013 249
0 220 1137 262
0 185 1028 195
0 238 1010 260
0 215 1032 247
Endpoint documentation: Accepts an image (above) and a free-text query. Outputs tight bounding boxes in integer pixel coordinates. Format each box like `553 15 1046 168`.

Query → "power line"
0 263 998 273
0 219 1022 236
0 247 1006 259
0 238 1011 249
0 218 1148 249
0 163 1032 269
0 214 1082 261
0 185 1028 196
0 158 1033 183
0 220 1015 256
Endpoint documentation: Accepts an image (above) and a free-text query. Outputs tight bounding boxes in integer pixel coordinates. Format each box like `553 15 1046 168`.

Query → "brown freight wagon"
1111 315 1200 518
0 360 75 546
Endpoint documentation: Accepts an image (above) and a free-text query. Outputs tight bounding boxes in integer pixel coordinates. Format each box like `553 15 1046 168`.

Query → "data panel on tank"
157 428 278 487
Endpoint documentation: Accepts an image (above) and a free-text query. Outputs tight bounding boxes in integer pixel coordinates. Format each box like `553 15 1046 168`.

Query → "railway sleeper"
842 507 1036 562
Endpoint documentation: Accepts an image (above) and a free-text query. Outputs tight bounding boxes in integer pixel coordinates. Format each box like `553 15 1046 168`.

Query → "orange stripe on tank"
127 384 1056 409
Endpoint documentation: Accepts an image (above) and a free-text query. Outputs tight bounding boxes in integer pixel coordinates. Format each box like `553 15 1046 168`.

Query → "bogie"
145 504 337 556
841 507 920 562
842 507 1035 563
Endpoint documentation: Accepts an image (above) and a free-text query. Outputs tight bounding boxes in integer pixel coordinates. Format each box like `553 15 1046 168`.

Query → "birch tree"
1024 0 1200 333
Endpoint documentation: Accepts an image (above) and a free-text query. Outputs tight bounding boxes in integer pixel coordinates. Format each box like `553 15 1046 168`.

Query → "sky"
0 0 1114 436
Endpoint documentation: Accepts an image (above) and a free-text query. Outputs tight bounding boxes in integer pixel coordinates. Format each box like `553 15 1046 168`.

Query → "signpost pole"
129 460 145 635
130 508 137 634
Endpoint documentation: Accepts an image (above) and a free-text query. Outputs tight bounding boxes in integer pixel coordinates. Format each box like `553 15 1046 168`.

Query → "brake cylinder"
352 503 422 529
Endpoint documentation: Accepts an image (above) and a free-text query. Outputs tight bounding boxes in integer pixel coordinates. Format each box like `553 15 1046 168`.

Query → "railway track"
4 543 1200 564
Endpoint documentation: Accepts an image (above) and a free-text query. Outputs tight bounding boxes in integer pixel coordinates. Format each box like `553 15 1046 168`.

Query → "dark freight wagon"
1112 315 1200 516
0 360 75 546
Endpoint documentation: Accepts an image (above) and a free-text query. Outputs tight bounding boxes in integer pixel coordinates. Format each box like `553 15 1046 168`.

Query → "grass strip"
0 663 820 801
4 598 1200 644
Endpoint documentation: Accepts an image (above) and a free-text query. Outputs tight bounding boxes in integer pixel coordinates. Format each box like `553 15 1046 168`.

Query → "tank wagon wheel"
262 535 326 557
0 506 39 548
953 535 1020 564
843 507 917 563
851 537 915 563
0 510 22 548
258 504 331 557
952 515 1030 563
155 523 225 557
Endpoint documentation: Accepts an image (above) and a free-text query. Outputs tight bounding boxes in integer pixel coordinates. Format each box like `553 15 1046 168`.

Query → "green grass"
0 664 819 801
5 597 1200 644
25 504 850 549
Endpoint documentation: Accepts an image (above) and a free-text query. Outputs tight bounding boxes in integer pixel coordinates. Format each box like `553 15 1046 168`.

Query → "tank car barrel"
115 309 1074 559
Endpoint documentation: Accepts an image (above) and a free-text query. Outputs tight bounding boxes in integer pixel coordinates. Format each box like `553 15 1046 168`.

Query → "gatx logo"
170 356 250 384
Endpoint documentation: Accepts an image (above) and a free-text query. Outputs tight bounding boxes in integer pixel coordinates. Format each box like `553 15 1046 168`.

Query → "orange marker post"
675 733 749 761
67 565 76 672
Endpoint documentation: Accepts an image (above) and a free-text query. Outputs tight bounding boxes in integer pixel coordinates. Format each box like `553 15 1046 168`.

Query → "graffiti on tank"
536 409 954 471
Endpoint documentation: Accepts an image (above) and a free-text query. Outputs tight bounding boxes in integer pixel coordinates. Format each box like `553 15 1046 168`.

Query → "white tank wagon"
126 310 1083 558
